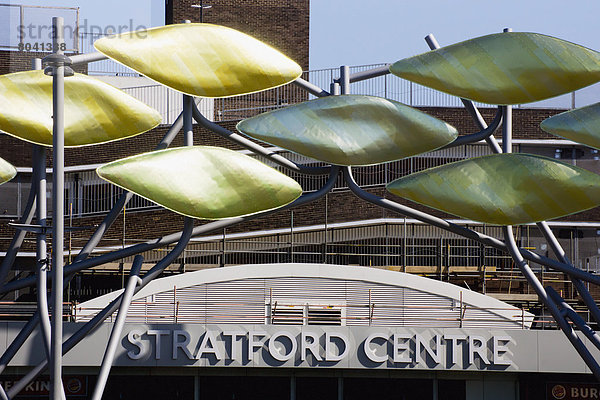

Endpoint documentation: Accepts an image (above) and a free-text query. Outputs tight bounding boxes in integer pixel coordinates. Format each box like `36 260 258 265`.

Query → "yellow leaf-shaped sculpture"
540 103 600 149
0 70 161 147
94 23 302 98
97 147 303 219
387 154 600 225
390 32 600 105
0 157 16 185
237 95 458 166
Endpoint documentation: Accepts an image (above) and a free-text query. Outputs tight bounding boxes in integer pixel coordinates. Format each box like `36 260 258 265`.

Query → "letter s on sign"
127 329 148 360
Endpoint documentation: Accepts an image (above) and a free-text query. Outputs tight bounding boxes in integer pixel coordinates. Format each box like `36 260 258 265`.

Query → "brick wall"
166 0 309 69
0 107 565 168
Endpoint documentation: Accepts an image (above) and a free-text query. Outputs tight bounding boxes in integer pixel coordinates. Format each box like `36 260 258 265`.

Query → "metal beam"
8 219 195 398
91 256 143 400
348 65 390 83
502 225 600 379
442 107 502 149
69 51 108 65
48 17 66 400
292 78 330 97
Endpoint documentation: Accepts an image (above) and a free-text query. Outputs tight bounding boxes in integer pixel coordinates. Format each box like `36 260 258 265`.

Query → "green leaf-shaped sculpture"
0 70 161 147
540 103 600 149
94 23 302 98
0 157 16 185
237 95 458 166
390 32 600 105
387 154 600 225
97 147 303 219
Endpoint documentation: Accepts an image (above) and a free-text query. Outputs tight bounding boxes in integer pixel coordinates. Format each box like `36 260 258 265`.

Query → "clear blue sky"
6 0 600 69
310 0 600 69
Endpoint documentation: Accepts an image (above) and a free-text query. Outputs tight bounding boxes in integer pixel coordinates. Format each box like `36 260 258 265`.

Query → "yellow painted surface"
97 146 303 220
541 102 600 149
387 153 600 225
237 95 458 166
390 32 600 105
94 23 302 98
0 157 16 185
0 70 161 147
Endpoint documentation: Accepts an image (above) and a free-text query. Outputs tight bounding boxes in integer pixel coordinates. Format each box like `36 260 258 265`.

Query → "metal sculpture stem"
33 145 51 361
342 166 600 285
347 65 391 83
8 219 194 398
183 95 194 146
0 167 37 289
191 102 330 175
91 255 143 400
293 77 330 97
49 16 66 400
441 107 502 149
502 225 600 379
537 220 600 325
546 286 600 350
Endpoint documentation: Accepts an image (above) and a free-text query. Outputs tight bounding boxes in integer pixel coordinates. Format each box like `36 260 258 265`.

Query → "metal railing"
0 4 79 51
73 30 586 114
74 299 533 329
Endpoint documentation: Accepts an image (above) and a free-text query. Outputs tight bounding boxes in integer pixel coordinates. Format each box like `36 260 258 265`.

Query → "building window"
267 302 344 326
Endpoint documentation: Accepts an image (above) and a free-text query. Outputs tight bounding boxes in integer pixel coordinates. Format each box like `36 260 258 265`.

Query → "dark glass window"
297 377 337 400
198 376 289 400
344 377 432 400
438 379 465 400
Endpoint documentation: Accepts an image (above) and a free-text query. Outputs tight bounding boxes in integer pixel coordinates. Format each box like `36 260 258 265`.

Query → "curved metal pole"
502 225 600 379
0 312 39 374
8 218 194 398
91 255 143 400
425 33 503 154
441 108 502 149
546 286 600 350
537 221 600 326
191 102 331 175
32 145 51 362
0 171 37 289
49 17 66 398
37 270 51 359
341 166 600 285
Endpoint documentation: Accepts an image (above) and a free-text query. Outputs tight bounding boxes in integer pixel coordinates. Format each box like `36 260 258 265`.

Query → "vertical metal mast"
49 16 66 400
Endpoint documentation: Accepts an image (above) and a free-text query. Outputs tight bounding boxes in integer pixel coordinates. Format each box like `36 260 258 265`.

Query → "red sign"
1 376 86 397
548 383 600 400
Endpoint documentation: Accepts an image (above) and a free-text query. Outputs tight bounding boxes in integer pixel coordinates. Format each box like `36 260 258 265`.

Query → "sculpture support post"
91 256 143 400
340 65 350 95
49 16 66 400
183 95 194 146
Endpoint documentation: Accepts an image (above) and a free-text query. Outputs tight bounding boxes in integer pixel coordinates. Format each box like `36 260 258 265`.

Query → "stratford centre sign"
124 327 513 369
0 323 593 374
